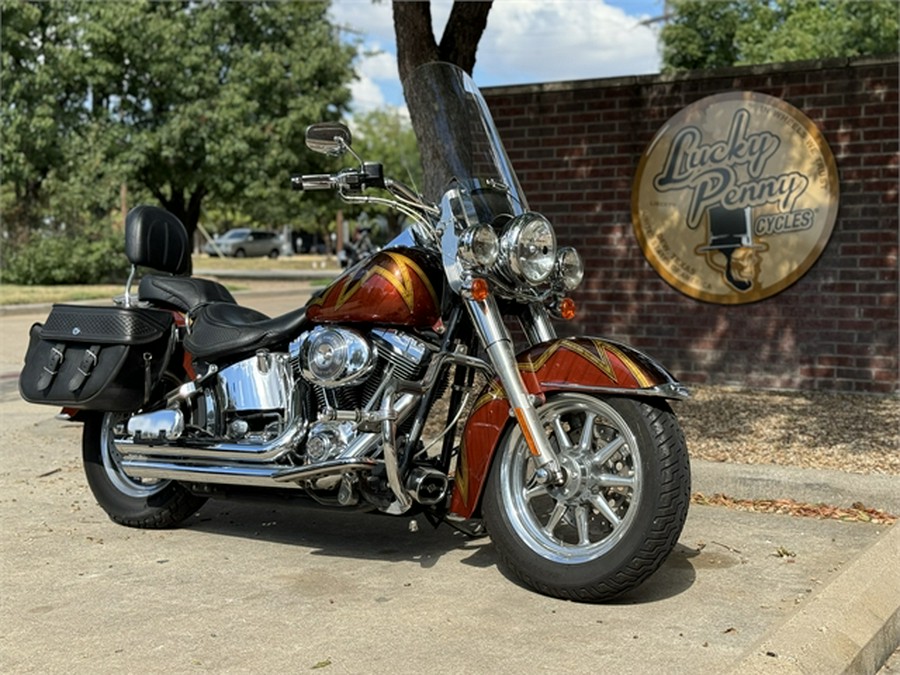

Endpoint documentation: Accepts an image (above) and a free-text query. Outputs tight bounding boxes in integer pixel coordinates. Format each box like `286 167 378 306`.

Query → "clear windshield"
404 62 529 224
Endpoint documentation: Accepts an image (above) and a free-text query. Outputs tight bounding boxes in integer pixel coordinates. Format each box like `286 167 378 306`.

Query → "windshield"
404 62 529 224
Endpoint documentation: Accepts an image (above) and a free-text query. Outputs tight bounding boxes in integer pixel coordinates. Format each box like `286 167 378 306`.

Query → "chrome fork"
465 295 564 484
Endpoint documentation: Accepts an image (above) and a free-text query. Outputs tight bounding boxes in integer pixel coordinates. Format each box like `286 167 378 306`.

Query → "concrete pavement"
1 287 897 673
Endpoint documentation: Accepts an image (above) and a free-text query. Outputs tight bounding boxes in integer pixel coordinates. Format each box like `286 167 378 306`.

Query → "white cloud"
474 0 660 85
349 73 387 113
348 42 401 114
329 0 662 109
358 46 398 82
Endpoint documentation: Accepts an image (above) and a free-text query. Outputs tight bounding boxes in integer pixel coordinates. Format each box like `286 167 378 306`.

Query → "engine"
125 327 436 475
292 327 434 463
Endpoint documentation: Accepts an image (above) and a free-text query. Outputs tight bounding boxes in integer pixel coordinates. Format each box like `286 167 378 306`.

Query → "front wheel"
82 412 207 528
482 393 690 601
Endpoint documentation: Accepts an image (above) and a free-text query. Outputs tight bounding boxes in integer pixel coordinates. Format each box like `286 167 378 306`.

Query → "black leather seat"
139 275 236 312
184 302 309 361
124 205 236 312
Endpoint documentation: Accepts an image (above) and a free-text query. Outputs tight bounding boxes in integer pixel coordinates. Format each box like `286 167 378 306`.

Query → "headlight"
499 212 557 284
458 224 499 268
556 247 584 290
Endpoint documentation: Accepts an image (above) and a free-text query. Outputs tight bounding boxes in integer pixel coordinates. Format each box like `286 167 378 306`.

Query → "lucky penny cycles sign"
632 92 839 304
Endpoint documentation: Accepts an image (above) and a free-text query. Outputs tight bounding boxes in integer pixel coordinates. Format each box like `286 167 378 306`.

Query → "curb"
194 268 337 281
731 522 900 674
691 459 900 515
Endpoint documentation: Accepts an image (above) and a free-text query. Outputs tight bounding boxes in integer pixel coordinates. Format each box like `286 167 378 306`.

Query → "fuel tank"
306 248 443 328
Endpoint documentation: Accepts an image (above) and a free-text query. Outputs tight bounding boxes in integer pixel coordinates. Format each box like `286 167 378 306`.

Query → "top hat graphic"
697 205 766 292
698 205 765 252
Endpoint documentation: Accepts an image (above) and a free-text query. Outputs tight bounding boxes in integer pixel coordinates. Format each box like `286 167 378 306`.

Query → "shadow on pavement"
188 496 698 602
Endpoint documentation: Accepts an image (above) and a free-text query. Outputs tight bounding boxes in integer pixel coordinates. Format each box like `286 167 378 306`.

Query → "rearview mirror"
305 122 352 157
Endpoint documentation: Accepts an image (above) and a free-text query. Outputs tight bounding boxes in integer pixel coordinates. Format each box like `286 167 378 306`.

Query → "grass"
0 254 339 306
0 284 124 306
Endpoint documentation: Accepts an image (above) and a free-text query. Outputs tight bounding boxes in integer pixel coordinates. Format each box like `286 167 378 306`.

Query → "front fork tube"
465 296 564 485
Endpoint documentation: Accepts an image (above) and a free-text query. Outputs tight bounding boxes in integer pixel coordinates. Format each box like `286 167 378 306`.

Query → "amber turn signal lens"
471 278 490 301
559 297 576 320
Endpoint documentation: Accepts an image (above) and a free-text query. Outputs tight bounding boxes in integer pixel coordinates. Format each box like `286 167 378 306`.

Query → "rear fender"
450 336 687 519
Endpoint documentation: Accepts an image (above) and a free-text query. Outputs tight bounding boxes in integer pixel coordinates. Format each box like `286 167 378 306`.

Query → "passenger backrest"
124 205 191 275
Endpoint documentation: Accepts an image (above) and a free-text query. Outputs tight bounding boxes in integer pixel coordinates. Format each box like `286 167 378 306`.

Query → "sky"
328 0 668 114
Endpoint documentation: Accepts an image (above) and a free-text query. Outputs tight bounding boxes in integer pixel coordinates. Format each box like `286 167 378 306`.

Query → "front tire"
82 412 207 528
482 393 690 601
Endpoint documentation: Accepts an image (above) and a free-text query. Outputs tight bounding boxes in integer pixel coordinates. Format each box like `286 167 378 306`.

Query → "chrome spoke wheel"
483 393 691 601
99 414 168 499
499 394 642 565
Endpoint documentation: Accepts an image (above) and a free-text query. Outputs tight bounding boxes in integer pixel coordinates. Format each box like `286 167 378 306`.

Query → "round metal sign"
632 91 839 304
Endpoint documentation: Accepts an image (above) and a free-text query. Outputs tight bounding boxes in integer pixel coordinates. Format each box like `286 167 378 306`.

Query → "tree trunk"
151 184 206 274
393 1 492 201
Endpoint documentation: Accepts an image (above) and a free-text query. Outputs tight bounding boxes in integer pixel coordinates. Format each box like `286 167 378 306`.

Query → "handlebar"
291 174 335 191
291 163 385 192
290 162 440 226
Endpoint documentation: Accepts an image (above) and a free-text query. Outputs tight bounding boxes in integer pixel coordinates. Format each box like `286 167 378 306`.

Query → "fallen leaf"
690 493 897 524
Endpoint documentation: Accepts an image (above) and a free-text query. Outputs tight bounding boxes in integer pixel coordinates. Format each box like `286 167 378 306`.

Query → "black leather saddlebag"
19 304 175 411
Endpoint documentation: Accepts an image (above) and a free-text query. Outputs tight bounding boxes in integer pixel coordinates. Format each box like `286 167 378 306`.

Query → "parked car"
204 228 282 258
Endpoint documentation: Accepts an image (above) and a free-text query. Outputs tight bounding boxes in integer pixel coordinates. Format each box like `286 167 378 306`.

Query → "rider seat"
184 302 309 361
124 205 236 312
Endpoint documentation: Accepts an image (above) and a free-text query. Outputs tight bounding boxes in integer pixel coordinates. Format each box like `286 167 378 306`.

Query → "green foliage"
343 107 422 237
1 0 355 279
2 220 130 285
661 0 900 72
352 108 423 192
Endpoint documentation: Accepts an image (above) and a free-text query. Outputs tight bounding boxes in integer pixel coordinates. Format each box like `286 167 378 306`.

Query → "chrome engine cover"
217 352 293 412
293 326 375 388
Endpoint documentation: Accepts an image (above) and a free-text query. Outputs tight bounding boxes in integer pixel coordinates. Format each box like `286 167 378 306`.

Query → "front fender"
450 336 687 518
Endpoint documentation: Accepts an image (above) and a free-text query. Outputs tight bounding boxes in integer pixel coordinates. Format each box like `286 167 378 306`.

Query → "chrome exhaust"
120 457 381 489
405 466 449 505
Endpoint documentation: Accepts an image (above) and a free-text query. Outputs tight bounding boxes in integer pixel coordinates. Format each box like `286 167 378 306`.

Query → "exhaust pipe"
405 467 449 505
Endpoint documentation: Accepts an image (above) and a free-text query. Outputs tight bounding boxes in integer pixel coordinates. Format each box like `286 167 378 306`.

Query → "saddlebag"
19 304 175 411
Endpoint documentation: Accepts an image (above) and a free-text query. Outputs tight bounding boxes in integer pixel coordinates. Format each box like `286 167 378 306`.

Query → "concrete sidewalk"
1 383 896 674
1 287 897 673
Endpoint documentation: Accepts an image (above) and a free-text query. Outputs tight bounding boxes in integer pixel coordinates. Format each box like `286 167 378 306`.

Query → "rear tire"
82 411 207 529
482 393 690 602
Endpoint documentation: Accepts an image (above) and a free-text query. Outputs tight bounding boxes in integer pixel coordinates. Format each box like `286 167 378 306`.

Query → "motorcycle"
19 62 690 601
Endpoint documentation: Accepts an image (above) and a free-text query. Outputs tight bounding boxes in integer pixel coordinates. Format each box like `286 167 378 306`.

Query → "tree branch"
393 1 439 83
438 1 493 74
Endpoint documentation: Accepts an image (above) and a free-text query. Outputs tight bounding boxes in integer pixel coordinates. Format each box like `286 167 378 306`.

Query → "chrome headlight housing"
556 247 584 290
458 224 499 269
498 212 557 285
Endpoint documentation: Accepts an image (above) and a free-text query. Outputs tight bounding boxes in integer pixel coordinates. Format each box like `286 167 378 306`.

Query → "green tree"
1 0 354 253
345 107 422 237
1 1 91 242
661 0 900 72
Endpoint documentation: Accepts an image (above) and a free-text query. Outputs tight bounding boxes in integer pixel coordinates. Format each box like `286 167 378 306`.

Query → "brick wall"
483 57 899 394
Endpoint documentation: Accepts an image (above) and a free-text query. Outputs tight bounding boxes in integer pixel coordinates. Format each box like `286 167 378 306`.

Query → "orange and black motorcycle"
19 63 690 601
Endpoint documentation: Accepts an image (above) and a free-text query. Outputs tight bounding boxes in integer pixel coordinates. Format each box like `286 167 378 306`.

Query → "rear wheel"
234 248 246 258
482 393 690 601
82 411 207 529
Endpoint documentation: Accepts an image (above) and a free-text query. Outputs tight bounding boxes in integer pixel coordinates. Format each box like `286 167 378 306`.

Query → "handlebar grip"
291 174 334 191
